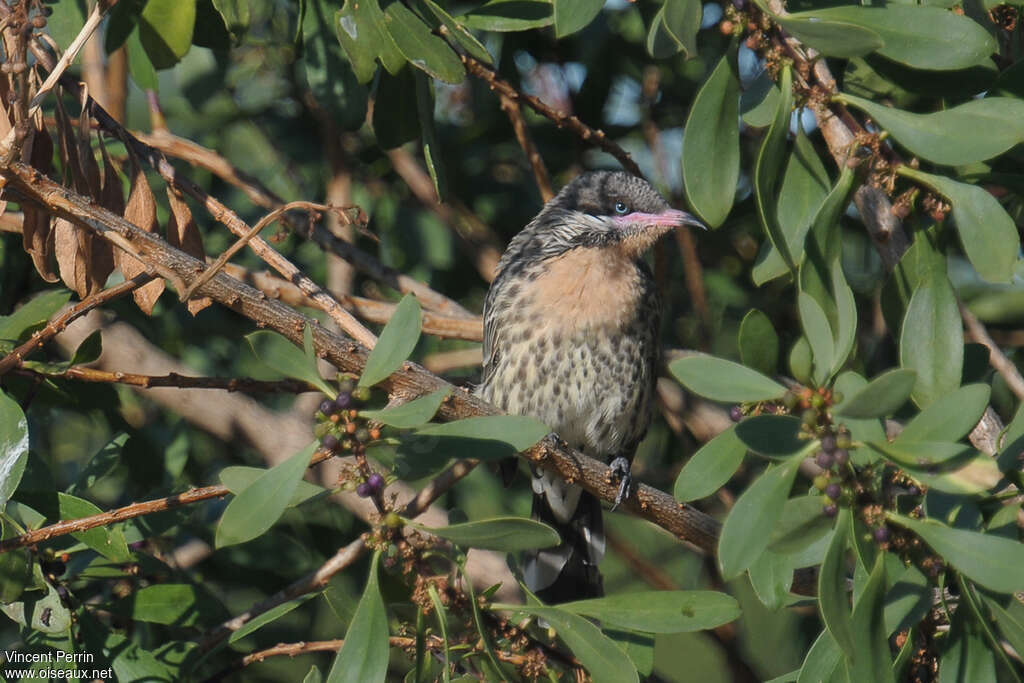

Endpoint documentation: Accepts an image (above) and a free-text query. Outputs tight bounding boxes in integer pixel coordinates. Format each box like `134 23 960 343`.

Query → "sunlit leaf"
669 355 787 403
327 552 389 683
359 294 422 388
412 517 559 551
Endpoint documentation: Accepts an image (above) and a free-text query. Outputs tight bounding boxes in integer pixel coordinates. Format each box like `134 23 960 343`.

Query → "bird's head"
508 171 705 267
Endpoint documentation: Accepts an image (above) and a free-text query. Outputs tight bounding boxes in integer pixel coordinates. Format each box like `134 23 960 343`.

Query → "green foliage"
411 517 560 551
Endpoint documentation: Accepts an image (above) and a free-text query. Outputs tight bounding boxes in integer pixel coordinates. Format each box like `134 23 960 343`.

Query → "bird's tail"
523 468 605 603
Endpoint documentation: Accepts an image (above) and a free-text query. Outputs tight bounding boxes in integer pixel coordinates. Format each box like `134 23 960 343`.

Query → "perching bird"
478 170 704 602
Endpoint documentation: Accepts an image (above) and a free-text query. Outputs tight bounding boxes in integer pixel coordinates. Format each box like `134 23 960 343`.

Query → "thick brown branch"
461 54 644 179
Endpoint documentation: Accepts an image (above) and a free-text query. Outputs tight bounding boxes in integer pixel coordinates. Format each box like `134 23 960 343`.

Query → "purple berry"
824 483 841 500
873 527 890 543
822 503 838 518
730 405 744 422
319 399 336 416
321 434 340 452
334 392 352 411
367 473 385 491
821 434 837 453
356 482 373 497
834 449 849 466
815 451 834 469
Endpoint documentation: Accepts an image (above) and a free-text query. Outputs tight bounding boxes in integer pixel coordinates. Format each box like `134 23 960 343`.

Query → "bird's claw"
609 457 632 511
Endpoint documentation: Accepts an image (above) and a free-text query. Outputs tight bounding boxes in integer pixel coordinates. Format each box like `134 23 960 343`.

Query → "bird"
478 170 704 603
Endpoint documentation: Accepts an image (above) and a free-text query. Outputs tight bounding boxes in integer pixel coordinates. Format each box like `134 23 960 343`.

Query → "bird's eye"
614 202 629 214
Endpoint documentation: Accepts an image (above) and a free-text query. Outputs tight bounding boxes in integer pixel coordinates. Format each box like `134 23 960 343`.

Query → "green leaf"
229 593 318 643
126 27 159 91
669 355 787 403
415 415 549 452
662 0 701 59
304 666 323 683
899 269 963 408
1 582 73 634
605 630 654 679
767 495 833 555
360 294 422 388
58 493 132 562
819 509 854 658
898 167 1017 283
830 263 857 376
718 458 802 579
327 552 389 683
415 71 447 202
219 465 326 507
738 309 778 378
303 0 367 131
782 5 995 70
211 0 249 41
898 385 990 443
0 519 31 603
112 584 221 626
797 630 842 683
361 388 450 428
939 605 997 683
770 128 832 275
983 597 1024 663
673 425 746 501
68 433 128 496
839 94 1024 166
683 51 740 228
215 443 315 548
903 454 1000 495
138 0 196 69
489 605 638 683
559 591 740 634
868 440 974 467
773 13 883 59
247 326 336 398
0 390 29 511
798 292 835 385
47 0 89 54
753 64 796 272
887 513 1024 594
335 0 405 82
646 6 682 59
412 517 559 551
68 329 102 367
553 0 603 37
384 2 464 84
418 0 492 64
749 550 795 610
458 0 553 31
735 415 804 458
0 289 70 343
846 554 895 683
833 368 916 419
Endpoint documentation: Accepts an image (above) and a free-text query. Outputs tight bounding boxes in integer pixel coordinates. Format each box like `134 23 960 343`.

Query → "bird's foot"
608 457 632 511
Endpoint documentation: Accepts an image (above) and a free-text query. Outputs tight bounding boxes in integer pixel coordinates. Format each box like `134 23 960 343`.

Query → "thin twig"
15 365 319 393
0 273 152 376
461 54 643 178
499 94 553 201
960 301 1024 400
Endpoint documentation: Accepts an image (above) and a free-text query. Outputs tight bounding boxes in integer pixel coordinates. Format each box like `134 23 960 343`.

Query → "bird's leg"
608 456 632 510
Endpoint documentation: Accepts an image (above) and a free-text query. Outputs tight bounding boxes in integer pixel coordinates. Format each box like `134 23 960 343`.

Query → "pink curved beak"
615 209 707 230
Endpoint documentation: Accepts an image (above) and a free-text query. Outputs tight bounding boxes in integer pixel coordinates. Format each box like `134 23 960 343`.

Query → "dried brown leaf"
54 95 85 194
54 217 90 298
98 135 124 215
21 116 58 281
118 155 164 314
77 90 102 201
165 187 210 315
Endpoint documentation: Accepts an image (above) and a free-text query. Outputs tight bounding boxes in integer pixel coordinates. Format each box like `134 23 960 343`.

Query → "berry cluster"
313 377 385 500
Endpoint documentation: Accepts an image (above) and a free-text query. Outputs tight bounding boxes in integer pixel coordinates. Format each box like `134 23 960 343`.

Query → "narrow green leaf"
304 0 367 130
819 509 854 658
412 517 559 552
335 0 401 82
738 309 778 377
797 630 842 683
898 384 989 443
753 65 796 271
833 368 917 419
662 0 701 58
419 0 492 64
646 6 682 59
898 166 1016 283
683 51 740 228
415 415 549 451
718 458 802 579
229 594 318 643
219 465 327 507
68 329 102 367
868 440 974 467
735 415 804 458
674 425 746 501
553 0 603 37
489 605 639 683
384 3 464 84
68 433 128 496
457 0 553 31
360 294 422 388
669 355 787 403
247 326 335 398
0 289 70 342
887 513 1024 594
361 388 450 428
0 391 29 510
126 27 159 90
767 495 833 554
798 292 835 385
112 584 222 626
847 554 895 683
415 71 447 202
138 0 196 68
903 454 1000 495
831 262 857 376
327 552 389 683
899 269 962 408
983 597 1024 663
58 493 132 562
938 606 997 683
773 13 883 58
560 591 740 634
215 443 315 548
749 550 796 610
